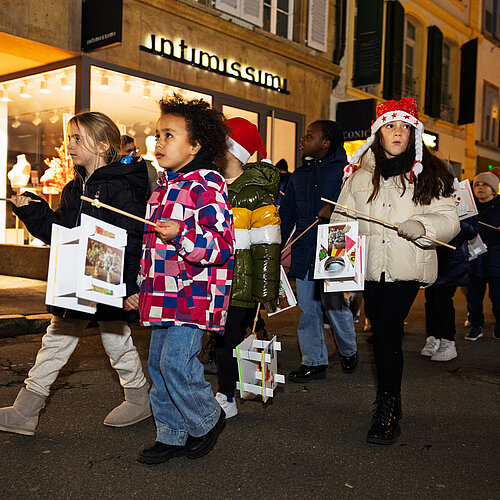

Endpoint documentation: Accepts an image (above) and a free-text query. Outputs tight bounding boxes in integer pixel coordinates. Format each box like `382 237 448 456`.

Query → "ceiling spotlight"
32 113 42 126
49 112 59 124
99 75 109 90
123 80 131 94
0 87 12 102
19 83 32 98
143 125 152 135
142 85 151 99
39 78 51 94
11 116 21 129
61 76 72 91
127 127 136 137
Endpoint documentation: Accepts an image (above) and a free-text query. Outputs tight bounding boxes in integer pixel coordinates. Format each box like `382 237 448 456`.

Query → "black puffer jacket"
13 157 149 321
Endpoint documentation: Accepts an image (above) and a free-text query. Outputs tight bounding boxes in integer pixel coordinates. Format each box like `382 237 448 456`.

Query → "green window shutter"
353 0 384 87
383 0 404 100
458 38 478 125
424 26 443 117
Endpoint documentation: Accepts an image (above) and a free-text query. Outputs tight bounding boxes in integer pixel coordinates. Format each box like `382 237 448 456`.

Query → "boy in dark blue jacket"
279 120 358 380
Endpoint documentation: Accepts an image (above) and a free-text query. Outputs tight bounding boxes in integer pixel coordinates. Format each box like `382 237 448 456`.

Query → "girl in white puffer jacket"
332 98 459 445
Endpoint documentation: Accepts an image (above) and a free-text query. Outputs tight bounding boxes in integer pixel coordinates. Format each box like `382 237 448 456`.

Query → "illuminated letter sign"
139 34 289 94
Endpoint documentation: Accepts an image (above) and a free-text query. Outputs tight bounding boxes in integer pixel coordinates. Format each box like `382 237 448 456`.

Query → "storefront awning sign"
140 34 289 94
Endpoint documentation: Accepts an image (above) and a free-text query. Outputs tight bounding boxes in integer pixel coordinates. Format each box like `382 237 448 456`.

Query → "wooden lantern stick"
80 196 159 228
251 302 262 335
0 197 41 203
321 197 456 250
479 221 500 232
281 219 320 255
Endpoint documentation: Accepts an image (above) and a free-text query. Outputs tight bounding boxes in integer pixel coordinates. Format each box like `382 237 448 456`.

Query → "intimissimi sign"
140 34 289 94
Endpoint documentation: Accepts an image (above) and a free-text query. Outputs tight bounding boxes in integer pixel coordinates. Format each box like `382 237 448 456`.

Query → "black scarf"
380 151 412 180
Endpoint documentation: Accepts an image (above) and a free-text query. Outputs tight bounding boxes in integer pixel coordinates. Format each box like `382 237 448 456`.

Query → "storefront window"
90 66 212 160
1 66 76 244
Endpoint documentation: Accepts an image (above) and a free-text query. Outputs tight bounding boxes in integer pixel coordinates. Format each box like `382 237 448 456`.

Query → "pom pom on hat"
344 97 424 183
225 117 270 164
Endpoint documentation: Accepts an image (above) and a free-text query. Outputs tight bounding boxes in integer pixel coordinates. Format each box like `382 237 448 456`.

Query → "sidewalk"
0 275 51 338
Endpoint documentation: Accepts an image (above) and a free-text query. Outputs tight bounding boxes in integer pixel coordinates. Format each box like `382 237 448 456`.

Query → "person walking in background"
276 158 291 208
215 117 281 418
333 98 459 445
421 216 479 360
131 96 234 465
279 120 358 382
465 172 500 341
0 112 151 436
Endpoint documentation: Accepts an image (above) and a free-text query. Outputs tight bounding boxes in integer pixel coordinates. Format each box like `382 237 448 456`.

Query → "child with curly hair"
127 95 235 464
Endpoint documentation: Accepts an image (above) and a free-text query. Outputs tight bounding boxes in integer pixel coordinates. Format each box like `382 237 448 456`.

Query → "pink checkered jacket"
139 160 235 333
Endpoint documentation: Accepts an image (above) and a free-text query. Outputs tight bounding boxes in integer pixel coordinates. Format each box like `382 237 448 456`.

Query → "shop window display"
0 67 76 245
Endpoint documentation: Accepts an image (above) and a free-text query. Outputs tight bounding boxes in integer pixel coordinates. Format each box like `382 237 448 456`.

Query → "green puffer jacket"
228 161 281 308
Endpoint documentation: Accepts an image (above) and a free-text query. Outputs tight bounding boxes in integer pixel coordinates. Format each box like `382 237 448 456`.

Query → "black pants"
363 280 421 395
424 284 458 341
216 305 254 398
466 276 500 329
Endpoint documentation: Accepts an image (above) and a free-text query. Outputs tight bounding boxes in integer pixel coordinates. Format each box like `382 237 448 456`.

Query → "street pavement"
0 278 498 499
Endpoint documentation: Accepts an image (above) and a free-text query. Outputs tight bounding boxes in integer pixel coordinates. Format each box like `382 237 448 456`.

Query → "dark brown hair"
159 94 228 162
366 128 455 205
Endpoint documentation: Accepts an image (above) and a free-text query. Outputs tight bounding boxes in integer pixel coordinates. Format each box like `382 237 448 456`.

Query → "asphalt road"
0 290 498 499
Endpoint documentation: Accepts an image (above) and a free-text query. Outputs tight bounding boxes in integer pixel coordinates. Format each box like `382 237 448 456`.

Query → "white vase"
8 154 31 188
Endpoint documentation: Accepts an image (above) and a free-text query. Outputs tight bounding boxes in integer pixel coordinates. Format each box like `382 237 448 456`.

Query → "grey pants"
25 316 147 397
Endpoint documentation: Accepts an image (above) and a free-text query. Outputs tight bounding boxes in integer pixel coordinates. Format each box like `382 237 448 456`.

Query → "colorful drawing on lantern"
85 238 123 285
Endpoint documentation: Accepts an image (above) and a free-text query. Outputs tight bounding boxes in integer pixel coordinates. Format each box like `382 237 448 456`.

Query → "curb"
0 314 51 339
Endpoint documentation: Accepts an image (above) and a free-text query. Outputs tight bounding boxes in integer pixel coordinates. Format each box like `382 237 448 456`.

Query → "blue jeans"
296 277 357 366
149 326 221 446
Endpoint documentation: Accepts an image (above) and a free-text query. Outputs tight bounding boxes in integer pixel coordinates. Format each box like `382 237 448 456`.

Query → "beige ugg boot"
103 383 152 427
0 388 47 436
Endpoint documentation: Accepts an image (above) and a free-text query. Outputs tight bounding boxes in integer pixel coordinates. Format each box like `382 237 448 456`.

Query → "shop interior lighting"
142 85 151 99
0 86 12 102
127 127 136 137
49 111 60 124
39 78 51 94
143 125 152 135
123 80 131 94
99 75 109 90
61 75 72 91
32 113 42 127
11 116 21 129
19 83 32 98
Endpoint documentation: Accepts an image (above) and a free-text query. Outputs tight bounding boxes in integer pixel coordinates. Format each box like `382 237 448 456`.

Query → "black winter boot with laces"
366 392 401 445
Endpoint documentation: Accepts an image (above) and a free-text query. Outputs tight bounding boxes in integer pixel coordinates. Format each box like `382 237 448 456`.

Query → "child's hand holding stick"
321 197 456 250
80 195 158 228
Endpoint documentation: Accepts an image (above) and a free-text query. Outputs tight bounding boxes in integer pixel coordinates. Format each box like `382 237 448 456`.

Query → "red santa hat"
343 97 424 183
225 117 271 164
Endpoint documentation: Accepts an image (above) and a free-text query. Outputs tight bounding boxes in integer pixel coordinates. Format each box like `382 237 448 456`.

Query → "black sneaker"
465 327 483 341
137 441 186 465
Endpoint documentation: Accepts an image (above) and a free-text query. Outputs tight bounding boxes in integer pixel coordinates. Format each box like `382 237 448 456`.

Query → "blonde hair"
68 112 121 166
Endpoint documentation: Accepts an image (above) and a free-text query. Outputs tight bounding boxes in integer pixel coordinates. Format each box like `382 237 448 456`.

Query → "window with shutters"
307 0 329 52
483 0 500 39
403 20 417 101
482 83 499 146
440 42 455 122
263 0 294 39
215 0 263 27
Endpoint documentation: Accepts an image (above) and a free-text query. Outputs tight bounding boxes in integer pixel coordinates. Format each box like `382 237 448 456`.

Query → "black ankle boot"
366 392 401 445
